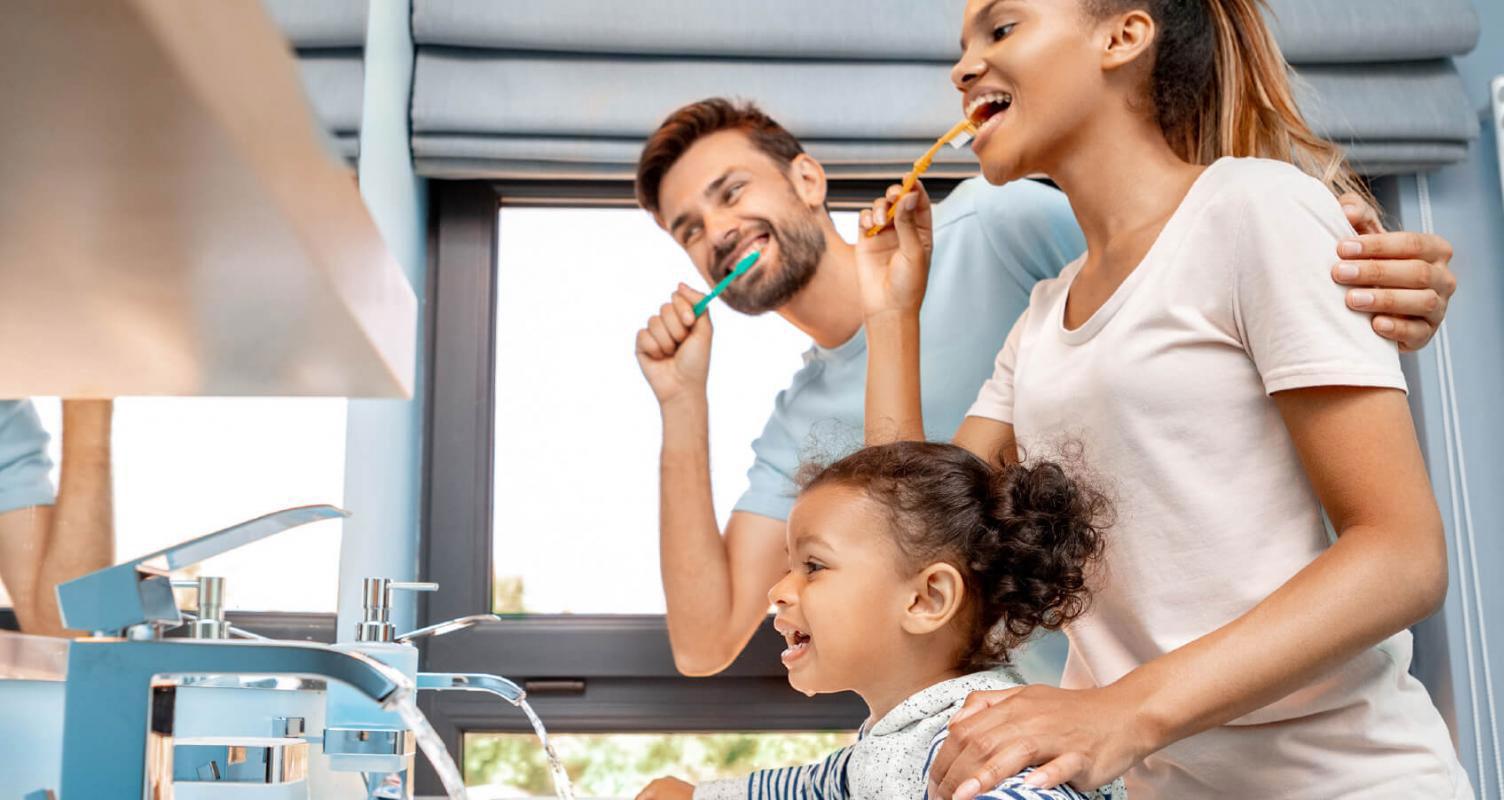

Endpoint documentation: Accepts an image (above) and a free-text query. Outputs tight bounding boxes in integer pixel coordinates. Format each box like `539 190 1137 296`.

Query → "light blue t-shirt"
0 400 56 515
733 177 1085 521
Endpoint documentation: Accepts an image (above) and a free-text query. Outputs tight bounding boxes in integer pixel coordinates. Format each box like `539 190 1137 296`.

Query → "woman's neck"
1045 109 1205 262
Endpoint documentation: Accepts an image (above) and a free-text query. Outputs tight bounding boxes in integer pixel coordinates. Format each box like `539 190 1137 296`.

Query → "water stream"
519 698 577 800
391 690 577 800
394 692 469 800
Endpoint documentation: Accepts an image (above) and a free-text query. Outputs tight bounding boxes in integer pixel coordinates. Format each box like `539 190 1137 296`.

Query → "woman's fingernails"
1375 317 1396 333
953 779 981 800
1338 240 1362 257
1025 771 1048 787
904 194 918 211
1350 290 1374 308
1335 263 1359 281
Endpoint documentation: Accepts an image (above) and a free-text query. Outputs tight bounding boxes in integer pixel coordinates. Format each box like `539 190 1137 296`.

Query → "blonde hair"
1093 0 1373 206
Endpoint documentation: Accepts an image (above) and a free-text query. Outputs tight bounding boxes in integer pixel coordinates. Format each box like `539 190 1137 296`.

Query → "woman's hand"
856 181 935 321
929 684 1152 800
635 776 695 800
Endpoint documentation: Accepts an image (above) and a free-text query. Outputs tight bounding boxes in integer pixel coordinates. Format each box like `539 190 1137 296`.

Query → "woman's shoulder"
1199 157 1346 217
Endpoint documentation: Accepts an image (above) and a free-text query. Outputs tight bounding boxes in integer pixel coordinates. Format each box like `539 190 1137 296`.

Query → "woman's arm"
856 183 1019 465
928 385 1445 798
856 184 934 445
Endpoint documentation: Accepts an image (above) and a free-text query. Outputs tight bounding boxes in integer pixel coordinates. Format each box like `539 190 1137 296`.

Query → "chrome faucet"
55 505 347 636
50 504 370 797
417 671 525 706
58 637 411 798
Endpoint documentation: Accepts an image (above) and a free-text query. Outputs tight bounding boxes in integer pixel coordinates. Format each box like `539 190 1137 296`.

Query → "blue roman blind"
263 0 369 160
408 0 1480 180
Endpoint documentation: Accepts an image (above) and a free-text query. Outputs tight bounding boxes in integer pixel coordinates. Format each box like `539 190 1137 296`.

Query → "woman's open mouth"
965 91 1013 149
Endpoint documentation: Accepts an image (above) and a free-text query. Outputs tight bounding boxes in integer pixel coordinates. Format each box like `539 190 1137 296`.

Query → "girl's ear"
787 153 829 211
1101 9 1156 73
901 563 967 635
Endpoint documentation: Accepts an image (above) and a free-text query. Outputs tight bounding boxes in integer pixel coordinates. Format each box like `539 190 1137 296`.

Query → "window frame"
414 179 920 794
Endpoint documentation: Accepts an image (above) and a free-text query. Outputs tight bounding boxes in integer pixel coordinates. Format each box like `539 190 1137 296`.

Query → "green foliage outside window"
466 731 856 796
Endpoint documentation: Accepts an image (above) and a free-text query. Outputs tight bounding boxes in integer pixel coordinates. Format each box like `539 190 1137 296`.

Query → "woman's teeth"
965 92 1013 132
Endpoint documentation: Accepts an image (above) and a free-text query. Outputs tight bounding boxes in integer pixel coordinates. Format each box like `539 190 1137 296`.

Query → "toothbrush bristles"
947 131 974 149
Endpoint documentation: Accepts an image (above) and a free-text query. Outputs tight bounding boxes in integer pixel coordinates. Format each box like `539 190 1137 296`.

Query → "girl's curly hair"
797 440 1109 670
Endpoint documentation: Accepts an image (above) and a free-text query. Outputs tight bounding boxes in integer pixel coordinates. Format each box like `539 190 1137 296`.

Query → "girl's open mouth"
779 626 812 665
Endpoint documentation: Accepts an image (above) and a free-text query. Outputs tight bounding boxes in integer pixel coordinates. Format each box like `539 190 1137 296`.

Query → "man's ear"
901 563 967 635
787 153 830 211
1101 8 1156 73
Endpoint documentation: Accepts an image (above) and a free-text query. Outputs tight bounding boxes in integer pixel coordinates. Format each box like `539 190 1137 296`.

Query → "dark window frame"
414 179 876 794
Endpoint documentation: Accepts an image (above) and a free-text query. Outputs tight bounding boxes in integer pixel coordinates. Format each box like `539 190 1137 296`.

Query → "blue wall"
337 0 430 641
1394 5 1504 793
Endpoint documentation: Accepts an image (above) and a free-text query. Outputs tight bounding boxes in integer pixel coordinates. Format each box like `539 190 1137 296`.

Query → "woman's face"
951 0 1112 185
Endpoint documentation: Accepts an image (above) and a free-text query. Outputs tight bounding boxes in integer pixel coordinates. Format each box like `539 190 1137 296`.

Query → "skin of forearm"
1117 516 1446 754
31 400 114 636
864 311 925 444
0 506 53 632
657 396 744 675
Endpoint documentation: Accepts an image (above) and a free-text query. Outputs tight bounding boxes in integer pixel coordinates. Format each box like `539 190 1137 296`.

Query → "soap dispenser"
323 577 435 775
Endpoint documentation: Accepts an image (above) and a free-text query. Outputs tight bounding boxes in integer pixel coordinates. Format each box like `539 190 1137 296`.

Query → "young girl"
856 0 1471 797
635 441 1125 800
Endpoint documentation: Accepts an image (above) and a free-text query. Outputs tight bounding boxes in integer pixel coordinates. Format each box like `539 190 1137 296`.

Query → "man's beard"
713 207 826 316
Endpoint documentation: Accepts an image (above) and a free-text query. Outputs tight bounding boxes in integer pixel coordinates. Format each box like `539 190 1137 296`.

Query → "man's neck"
776 223 864 350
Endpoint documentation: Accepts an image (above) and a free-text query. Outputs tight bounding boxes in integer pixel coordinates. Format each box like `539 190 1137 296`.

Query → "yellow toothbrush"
864 120 979 238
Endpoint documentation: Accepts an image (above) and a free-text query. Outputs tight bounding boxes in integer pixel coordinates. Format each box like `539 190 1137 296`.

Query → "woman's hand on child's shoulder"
929 684 1146 800
636 775 695 800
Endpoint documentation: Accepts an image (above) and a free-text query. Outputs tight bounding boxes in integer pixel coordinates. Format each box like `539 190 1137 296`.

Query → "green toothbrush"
693 250 761 317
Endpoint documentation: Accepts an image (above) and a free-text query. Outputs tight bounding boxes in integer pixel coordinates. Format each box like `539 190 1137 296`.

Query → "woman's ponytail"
1096 0 1373 206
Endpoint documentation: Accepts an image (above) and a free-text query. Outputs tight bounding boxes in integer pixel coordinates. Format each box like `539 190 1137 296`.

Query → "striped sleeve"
693 745 854 800
923 731 1100 800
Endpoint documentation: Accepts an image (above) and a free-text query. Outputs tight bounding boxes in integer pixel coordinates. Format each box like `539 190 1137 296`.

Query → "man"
0 399 114 636
632 98 1458 679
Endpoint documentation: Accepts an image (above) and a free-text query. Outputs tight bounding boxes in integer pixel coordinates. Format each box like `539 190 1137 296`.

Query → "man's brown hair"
635 98 806 216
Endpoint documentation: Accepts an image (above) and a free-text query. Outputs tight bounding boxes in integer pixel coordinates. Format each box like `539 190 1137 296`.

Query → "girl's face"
769 485 918 697
951 0 1113 185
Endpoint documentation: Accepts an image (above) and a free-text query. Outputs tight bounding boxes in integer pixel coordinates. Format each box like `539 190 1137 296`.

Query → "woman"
856 0 1471 796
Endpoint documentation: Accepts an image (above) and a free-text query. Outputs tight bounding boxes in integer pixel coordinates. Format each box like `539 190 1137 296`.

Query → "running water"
519 698 576 800
394 693 469 800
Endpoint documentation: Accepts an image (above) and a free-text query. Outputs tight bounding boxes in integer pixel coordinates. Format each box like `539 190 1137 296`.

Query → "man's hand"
635 776 695 800
856 181 935 321
1335 193 1457 352
636 284 712 407
929 685 1148 800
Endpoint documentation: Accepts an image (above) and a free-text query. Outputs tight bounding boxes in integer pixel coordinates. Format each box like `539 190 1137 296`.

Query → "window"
491 207 859 614
3 397 347 613
418 183 869 798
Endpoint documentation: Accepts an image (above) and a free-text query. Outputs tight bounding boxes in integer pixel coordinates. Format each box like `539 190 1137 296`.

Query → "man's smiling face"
655 130 827 315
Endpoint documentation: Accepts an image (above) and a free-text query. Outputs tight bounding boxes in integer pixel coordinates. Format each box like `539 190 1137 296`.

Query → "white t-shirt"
967 158 1471 798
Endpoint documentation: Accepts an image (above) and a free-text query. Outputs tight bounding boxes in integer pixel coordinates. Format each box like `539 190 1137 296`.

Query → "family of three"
630 0 1470 797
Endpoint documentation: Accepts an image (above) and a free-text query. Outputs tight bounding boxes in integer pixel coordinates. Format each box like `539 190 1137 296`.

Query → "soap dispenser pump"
324 578 436 773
